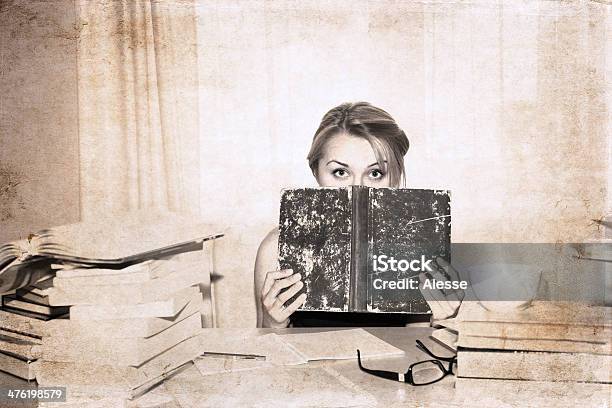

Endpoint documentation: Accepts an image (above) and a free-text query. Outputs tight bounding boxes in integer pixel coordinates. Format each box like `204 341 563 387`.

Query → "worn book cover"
278 187 451 313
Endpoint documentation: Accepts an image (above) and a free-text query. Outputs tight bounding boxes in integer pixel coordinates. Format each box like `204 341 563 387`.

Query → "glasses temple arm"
415 340 456 362
357 350 406 382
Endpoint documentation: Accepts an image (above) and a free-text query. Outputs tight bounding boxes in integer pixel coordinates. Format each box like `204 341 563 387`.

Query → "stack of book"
0 275 68 380
0 211 222 402
3 276 68 319
456 301 612 383
37 256 210 399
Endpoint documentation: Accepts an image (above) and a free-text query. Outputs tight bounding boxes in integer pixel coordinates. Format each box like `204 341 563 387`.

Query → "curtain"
76 0 200 220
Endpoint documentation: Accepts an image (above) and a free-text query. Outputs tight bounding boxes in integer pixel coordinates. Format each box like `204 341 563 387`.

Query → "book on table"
456 301 612 383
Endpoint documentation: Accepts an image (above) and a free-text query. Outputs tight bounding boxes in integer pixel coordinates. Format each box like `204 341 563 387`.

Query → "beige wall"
196 0 610 243
196 1 611 326
0 0 80 242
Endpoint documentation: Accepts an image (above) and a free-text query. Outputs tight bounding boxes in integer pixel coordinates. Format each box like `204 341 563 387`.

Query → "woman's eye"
369 169 384 179
332 168 349 178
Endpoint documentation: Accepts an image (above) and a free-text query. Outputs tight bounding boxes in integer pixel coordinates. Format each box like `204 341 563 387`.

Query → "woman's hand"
418 257 464 322
260 269 307 328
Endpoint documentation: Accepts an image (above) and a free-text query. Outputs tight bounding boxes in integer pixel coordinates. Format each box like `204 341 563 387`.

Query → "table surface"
2 327 612 407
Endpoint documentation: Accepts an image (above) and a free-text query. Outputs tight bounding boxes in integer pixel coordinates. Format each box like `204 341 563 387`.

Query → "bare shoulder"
259 227 279 256
254 227 279 280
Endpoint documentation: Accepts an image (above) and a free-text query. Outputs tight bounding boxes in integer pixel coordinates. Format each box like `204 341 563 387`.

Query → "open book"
278 187 451 313
0 211 222 294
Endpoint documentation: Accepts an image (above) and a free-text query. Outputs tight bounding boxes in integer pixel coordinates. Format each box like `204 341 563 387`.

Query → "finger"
277 280 304 304
271 297 286 312
268 298 292 323
262 274 302 308
278 293 307 320
261 269 293 297
266 273 302 300
262 269 293 296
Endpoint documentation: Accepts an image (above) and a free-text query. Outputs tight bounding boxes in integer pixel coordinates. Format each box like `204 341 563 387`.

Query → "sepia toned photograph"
1 0 611 406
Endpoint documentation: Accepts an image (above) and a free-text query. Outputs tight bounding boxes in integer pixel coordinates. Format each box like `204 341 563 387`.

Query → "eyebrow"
326 160 348 167
326 160 388 167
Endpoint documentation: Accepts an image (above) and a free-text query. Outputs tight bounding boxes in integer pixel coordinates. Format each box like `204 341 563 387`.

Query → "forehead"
321 133 378 165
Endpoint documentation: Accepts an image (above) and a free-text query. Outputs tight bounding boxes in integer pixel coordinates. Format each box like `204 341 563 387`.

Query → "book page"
199 329 308 366
279 328 404 361
37 210 222 262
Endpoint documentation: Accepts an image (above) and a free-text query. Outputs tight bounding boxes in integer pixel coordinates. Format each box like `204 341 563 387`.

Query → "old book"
199 330 308 366
278 328 404 360
0 305 67 321
45 295 204 339
2 295 69 317
14 290 50 306
52 260 175 289
0 210 223 294
457 301 612 343
457 349 612 383
15 276 54 305
458 335 612 355
458 320 612 344
278 187 451 313
37 335 201 396
0 351 39 380
198 328 404 365
49 267 209 306
68 286 198 320
0 308 46 337
42 312 202 366
0 329 42 360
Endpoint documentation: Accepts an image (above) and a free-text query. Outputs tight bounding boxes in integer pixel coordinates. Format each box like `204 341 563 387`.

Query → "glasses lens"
411 361 445 385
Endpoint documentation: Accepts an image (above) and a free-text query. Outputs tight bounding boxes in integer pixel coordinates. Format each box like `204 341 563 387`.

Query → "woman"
254 102 459 328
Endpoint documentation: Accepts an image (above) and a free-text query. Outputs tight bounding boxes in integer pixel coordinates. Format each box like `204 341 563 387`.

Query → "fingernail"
295 273 301 279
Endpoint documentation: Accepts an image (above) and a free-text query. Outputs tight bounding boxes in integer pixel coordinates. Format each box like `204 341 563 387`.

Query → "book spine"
349 186 369 312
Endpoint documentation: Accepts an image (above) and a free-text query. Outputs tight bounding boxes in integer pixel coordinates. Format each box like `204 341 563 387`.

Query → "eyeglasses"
356 340 456 386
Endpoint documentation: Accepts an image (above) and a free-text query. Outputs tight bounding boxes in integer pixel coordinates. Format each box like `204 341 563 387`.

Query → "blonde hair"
307 102 410 187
